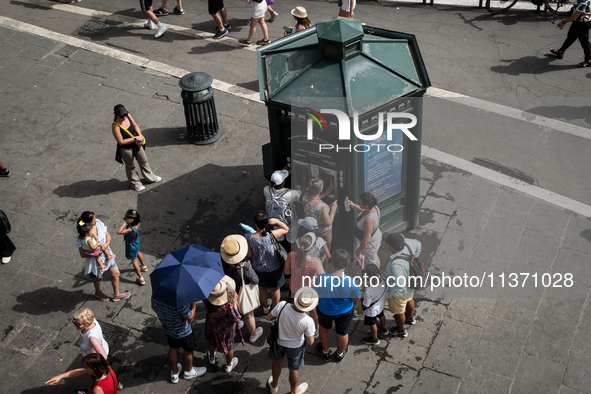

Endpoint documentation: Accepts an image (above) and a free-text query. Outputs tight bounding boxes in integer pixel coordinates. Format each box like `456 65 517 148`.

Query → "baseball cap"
271 170 289 186
298 217 318 231
382 232 405 251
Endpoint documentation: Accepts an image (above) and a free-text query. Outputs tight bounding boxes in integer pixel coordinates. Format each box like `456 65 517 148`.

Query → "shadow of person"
490 55 574 75
13 287 89 315
525 104 591 126
53 179 130 198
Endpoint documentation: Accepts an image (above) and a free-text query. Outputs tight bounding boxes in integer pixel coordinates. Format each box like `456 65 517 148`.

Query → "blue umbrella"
150 244 225 308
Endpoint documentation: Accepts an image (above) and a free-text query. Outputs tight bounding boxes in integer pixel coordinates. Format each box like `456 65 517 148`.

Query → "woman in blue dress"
117 209 149 285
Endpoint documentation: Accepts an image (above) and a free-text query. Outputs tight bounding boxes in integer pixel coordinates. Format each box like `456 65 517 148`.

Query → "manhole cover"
10 326 45 351
56 45 78 58
72 20 112 39
97 320 129 351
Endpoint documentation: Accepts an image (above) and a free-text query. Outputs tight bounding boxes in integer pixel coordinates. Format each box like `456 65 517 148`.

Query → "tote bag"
238 265 260 314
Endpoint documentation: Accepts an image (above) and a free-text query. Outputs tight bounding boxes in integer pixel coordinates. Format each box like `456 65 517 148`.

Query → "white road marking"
1 13 589 217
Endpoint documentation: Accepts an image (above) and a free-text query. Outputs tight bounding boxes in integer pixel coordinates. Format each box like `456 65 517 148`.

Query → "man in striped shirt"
152 299 207 383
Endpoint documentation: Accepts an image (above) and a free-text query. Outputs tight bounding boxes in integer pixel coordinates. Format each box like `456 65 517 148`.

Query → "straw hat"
293 287 318 312
291 6 308 18
220 235 248 264
208 275 236 306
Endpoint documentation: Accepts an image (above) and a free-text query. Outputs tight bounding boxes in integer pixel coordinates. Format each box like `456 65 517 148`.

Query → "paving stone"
559 387 584 394
409 368 461 394
383 340 428 370
423 319 483 378
446 297 496 327
421 193 458 216
563 333 591 393
459 367 512 394
419 209 450 233
491 297 540 326
481 316 529 346
448 206 488 235
495 187 535 214
367 362 418 394
471 338 523 377
429 169 471 206
525 320 576 364
17 43 51 61
473 208 528 260
457 177 500 213
526 201 570 236
553 248 591 287
562 216 591 255
512 354 565 394
430 228 478 272
514 229 561 268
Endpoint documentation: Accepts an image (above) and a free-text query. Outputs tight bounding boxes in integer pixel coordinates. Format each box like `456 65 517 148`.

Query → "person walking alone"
550 0 591 67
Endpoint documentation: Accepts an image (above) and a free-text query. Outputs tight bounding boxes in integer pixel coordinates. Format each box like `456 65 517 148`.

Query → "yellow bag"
113 121 145 147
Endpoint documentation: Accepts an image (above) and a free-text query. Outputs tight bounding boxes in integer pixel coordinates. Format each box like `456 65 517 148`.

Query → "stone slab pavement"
0 26 591 394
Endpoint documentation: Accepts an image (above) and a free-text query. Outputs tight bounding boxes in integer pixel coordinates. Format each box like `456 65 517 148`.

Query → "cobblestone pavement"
0 24 590 394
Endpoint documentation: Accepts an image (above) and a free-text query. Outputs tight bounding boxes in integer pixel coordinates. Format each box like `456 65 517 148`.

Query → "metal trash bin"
179 72 221 145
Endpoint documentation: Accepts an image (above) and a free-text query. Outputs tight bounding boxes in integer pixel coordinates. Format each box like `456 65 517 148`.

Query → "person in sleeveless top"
111 104 161 192
346 192 382 268
285 6 311 35
302 178 337 251
45 353 119 394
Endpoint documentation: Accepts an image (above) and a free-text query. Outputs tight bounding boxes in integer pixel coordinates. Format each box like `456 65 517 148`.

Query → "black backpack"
397 244 426 290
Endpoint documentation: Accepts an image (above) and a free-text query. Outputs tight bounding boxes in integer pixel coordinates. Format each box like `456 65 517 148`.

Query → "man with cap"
266 287 317 394
151 297 206 383
264 169 302 243
383 232 421 338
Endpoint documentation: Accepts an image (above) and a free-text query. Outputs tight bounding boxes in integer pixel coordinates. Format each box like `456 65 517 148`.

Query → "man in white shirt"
266 287 317 394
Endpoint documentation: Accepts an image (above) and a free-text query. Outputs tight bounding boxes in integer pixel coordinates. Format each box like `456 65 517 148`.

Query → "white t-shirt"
79 319 110 357
362 279 388 317
271 301 315 348
75 219 115 277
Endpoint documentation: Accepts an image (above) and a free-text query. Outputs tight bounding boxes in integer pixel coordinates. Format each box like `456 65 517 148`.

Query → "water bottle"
240 223 256 234
344 197 351 212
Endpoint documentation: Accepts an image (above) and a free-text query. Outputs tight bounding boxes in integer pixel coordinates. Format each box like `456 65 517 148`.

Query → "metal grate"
72 20 112 39
96 320 129 351
56 44 78 58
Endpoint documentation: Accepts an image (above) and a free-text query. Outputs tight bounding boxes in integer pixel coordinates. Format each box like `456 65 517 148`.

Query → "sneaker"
256 39 271 45
215 23 231 30
207 350 216 365
335 345 349 363
316 342 331 361
94 291 110 302
140 265 149 272
268 376 278 394
296 383 308 394
154 176 162 183
1 256 11 264
388 326 408 338
238 39 252 47
137 277 146 286
112 292 131 302
225 357 238 372
263 298 272 314
144 20 155 30
269 11 278 21
171 363 182 384
213 29 228 39
135 185 145 192
183 366 206 379
174 6 185 15
362 336 380 345
0 168 10 177
250 326 263 343
153 7 169 16
378 327 390 336
405 317 416 325
155 23 167 39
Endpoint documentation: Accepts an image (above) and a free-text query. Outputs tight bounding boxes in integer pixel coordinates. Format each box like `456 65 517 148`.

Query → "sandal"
577 61 591 67
256 39 271 45
550 48 564 59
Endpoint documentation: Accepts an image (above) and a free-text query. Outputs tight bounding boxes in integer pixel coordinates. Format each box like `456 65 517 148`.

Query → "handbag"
238 265 260 314
271 232 288 262
113 121 146 148
266 303 287 357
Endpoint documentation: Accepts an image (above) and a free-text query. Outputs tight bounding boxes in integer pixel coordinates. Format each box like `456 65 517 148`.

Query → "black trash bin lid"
179 72 213 92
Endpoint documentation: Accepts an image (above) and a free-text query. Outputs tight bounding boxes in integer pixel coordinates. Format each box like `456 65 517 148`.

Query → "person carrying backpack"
264 169 301 242
383 232 422 338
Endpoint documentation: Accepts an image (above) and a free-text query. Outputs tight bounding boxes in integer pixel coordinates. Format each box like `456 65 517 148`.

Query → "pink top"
287 252 317 293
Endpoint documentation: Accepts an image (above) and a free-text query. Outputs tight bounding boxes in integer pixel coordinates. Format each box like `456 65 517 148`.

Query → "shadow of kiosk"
257 17 431 250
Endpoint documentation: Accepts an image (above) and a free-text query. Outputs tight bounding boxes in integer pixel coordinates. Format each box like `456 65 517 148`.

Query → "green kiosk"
257 17 430 250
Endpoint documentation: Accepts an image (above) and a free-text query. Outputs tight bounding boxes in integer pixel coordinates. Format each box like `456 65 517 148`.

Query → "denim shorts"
268 343 306 370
